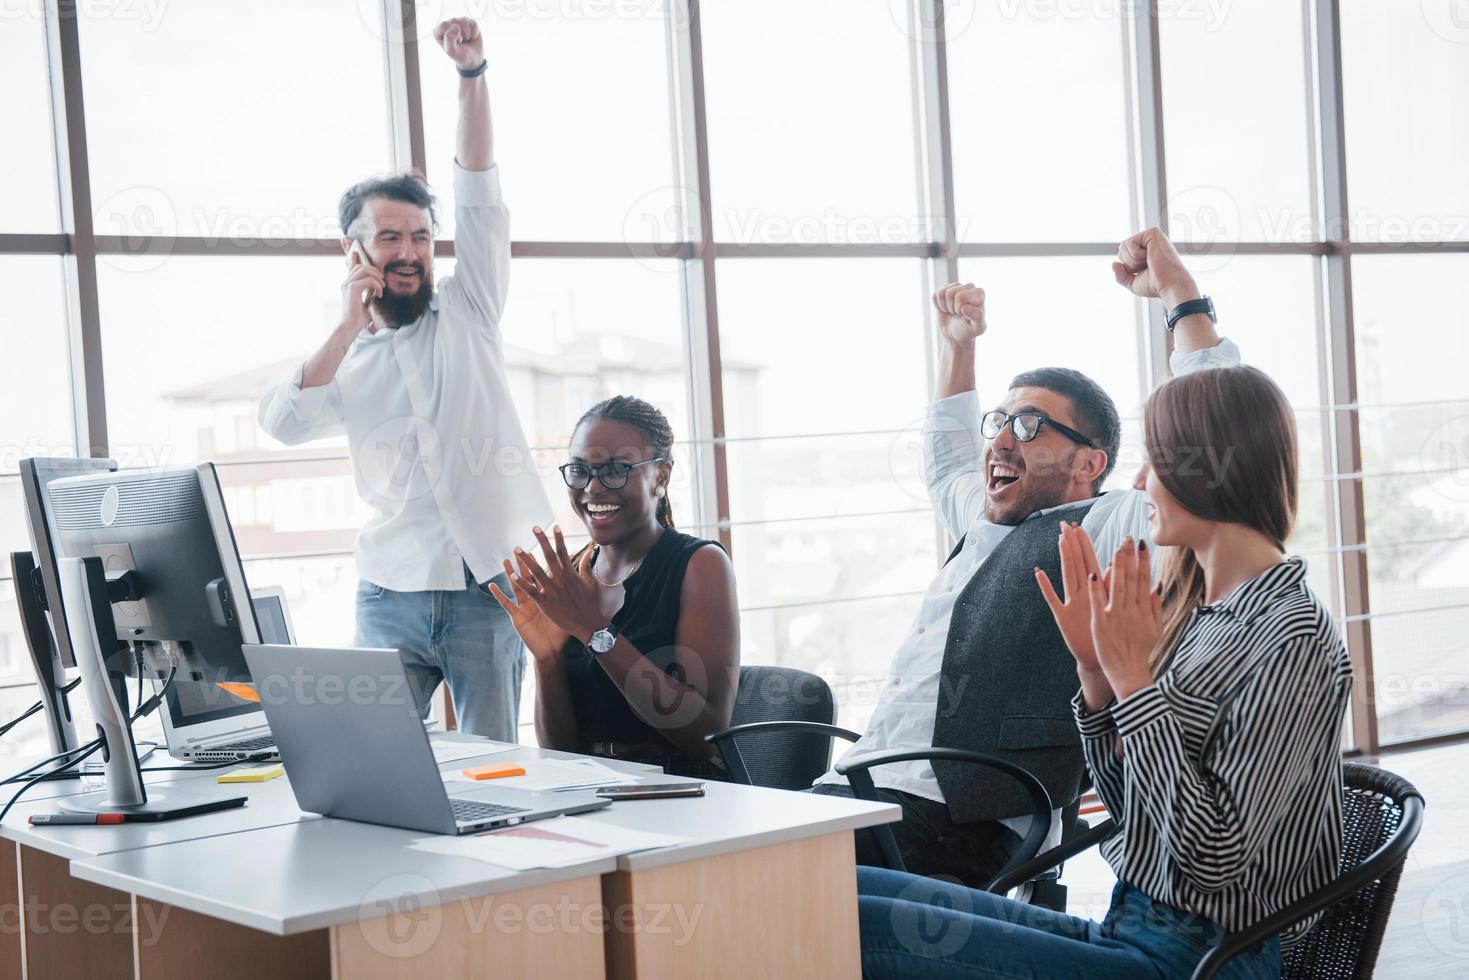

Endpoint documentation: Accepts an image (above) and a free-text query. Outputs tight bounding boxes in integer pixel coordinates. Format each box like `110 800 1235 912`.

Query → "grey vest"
932 499 1096 823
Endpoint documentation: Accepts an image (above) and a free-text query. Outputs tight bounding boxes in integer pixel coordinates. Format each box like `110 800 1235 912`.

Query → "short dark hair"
338 171 438 238
1007 366 1121 492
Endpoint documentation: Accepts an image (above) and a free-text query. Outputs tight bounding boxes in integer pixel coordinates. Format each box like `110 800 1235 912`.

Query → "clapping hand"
1086 537 1163 702
497 526 605 646
487 557 569 662
1036 521 1105 672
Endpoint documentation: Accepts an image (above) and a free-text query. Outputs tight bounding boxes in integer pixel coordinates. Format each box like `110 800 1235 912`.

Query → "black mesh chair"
988 762 1425 980
834 747 1054 891
706 674 1065 893
704 666 853 790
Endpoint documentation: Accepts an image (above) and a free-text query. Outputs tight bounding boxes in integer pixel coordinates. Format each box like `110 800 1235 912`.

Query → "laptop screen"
159 592 293 729
254 594 292 646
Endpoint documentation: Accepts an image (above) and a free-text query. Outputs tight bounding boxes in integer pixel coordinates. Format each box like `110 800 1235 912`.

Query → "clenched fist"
1112 227 1201 308
435 17 484 71
932 282 988 346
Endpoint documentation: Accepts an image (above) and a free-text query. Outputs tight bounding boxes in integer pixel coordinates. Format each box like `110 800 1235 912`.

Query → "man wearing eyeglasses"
812 228 1241 889
257 18 547 740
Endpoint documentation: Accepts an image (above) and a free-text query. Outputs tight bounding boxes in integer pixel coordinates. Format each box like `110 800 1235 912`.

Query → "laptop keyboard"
452 799 531 823
216 736 276 752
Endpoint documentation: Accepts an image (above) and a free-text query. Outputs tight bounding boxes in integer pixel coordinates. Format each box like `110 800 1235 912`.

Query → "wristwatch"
1164 295 1216 333
587 627 617 656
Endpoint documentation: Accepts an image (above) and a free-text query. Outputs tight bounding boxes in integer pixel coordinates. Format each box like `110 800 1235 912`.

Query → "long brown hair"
1145 366 1297 672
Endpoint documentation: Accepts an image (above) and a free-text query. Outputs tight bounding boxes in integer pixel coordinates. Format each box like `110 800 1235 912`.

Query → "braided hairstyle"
574 395 676 529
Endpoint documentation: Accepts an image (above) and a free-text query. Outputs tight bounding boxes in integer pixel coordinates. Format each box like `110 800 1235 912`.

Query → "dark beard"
373 271 433 328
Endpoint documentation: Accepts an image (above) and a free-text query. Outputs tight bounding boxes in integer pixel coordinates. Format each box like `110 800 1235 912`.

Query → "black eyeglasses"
559 457 666 490
980 410 1097 449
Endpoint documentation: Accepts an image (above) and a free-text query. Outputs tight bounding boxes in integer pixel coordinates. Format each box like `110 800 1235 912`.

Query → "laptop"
241 643 612 834
156 587 295 763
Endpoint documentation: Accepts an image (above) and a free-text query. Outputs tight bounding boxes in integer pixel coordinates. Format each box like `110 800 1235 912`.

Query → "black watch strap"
457 59 489 78
1165 295 1215 333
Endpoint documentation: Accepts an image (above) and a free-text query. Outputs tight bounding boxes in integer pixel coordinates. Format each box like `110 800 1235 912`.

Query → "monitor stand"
55 556 245 820
10 551 80 756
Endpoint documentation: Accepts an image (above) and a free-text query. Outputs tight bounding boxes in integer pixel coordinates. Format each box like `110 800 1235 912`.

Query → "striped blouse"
1072 557 1352 946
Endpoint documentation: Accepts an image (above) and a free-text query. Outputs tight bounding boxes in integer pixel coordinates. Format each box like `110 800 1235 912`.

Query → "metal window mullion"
911 0 959 565
1125 1 1171 394
383 0 426 174
1299 0 1345 633
1313 0 1377 754
45 0 106 458
668 0 730 553
376 0 440 725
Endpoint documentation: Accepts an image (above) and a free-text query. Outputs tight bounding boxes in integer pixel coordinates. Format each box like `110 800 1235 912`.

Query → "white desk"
0 736 656 979
2 740 900 979
70 819 619 979
593 778 899 978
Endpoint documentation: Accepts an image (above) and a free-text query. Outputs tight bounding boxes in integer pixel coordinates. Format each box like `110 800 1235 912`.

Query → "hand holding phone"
341 241 384 331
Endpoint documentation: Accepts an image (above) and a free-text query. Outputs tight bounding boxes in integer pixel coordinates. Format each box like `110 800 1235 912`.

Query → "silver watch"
587 628 616 655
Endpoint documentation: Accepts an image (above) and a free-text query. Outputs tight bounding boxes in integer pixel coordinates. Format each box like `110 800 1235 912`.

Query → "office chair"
988 762 1425 980
704 666 852 790
706 684 1069 896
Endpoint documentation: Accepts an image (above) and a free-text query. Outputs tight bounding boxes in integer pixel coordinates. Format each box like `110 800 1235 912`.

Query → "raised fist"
1111 227 1200 307
435 17 484 71
932 282 988 345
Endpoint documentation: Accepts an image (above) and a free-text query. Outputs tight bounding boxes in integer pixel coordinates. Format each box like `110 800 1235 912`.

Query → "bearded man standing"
259 17 547 741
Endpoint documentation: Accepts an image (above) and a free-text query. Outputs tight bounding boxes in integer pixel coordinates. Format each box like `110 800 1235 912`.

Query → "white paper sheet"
428 738 519 765
443 758 639 792
410 815 687 870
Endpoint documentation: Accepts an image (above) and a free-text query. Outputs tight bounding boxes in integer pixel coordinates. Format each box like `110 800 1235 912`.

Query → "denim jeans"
353 565 525 742
812 784 1021 889
858 867 1282 980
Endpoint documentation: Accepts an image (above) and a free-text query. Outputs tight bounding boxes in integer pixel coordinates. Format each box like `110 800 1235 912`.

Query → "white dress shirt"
258 163 551 593
815 337 1243 846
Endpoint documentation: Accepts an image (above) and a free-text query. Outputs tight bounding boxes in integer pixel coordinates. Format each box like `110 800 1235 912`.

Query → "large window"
947 3 1131 242
3 0 1464 759
1350 255 1469 742
79 1 391 241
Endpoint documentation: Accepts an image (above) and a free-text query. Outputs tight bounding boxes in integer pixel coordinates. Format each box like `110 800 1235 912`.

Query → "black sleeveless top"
561 529 727 775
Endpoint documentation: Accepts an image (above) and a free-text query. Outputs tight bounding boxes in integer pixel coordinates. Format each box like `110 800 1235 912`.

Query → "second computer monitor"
19 456 119 669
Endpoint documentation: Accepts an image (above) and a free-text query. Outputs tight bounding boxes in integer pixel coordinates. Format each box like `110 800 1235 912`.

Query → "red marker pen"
29 813 127 826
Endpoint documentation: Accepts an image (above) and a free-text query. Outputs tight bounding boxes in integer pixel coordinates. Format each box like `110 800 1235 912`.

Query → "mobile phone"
596 782 705 800
348 240 376 306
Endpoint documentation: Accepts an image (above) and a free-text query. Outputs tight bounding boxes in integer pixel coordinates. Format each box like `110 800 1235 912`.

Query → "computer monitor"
45 463 258 815
48 462 262 686
19 456 119 670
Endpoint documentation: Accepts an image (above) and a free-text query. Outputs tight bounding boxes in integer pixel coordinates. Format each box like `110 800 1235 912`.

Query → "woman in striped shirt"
856 364 1352 979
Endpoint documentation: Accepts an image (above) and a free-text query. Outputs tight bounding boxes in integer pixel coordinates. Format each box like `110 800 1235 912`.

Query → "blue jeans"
858 868 1281 980
353 565 525 742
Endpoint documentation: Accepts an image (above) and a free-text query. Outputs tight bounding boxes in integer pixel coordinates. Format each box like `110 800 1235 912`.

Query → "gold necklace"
590 547 647 588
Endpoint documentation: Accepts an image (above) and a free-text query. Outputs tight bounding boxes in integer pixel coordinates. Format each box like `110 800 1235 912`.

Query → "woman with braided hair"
489 395 740 778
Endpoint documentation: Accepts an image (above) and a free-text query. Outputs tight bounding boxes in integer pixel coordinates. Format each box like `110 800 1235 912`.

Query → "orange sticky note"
462 763 526 781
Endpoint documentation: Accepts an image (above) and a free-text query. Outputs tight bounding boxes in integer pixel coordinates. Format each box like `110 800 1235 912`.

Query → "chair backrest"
1281 762 1421 980
724 666 838 790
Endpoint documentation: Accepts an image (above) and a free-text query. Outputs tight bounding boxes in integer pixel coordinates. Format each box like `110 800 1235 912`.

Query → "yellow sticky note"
217 763 285 784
